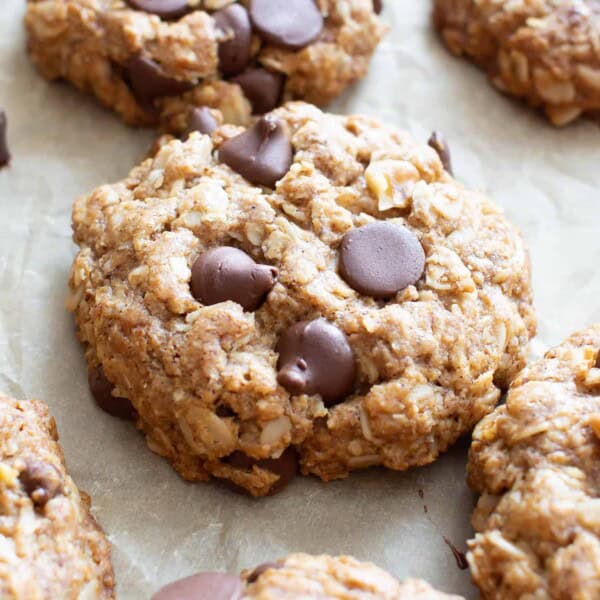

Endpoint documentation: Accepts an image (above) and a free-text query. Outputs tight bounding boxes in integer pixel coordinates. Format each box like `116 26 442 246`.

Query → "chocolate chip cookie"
67 101 535 497
433 0 600 126
0 393 114 599
152 553 464 599
25 0 386 132
467 324 600 598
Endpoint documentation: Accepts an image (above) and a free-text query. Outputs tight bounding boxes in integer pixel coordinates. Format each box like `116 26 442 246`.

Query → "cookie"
67 101 535 497
433 0 600 126
25 0 386 133
467 324 600 598
152 553 464 599
0 393 115 599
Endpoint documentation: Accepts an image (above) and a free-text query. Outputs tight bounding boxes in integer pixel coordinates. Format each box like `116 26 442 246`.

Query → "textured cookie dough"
433 0 600 126
68 101 535 497
467 324 600 598
153 553 465 599
0 394 115 599
25 0 386 132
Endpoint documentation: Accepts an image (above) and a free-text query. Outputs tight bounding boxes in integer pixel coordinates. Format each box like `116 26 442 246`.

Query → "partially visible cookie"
467 324 600 598
25 0 386 132
152 553 464 599
0 393 115 599
433 0 600 126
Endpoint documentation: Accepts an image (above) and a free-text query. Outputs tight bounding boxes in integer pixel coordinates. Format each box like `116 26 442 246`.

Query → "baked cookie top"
25 0 386 131
68 101 535 496
152 553 464 599
0 394 114 599
468 324 600 598
433 0 600 126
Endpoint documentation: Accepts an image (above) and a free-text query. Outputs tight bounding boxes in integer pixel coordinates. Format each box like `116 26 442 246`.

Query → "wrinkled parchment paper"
1 2 599 598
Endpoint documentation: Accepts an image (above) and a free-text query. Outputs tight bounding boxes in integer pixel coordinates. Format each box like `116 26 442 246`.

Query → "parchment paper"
1 2 599 598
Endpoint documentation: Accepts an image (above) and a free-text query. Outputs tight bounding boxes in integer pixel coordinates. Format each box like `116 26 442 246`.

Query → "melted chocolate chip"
249 0 324 50
220 115 293 187
339 222 425 298
88 366 138 421
276 319 356 406
152 572 243 600
373 0 383 14
191 247 278 311
19 461 63 507
428 131 453 175
125 0 191 19
0 109 10 168
124 55 194 109
214 4 253 77
247 562 281 583
185 106 218 137
225 447 298 495
230 68 284 115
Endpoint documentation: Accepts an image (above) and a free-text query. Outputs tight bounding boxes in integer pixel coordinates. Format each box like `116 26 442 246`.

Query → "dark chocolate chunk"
276 319 356 406
0 109 10 168
225 447 298 495
373 0 383 14
214 4 253 77
191 246 278 311
185 106 218 137
124 55 194 109
428 131 453 175
246 562 281 583
125 0 191 19
230 68 284 115
219 115 293 187
249 0 323 50
19 461 63 507
339 222 425 298
88 365 138 421
152 572 243 600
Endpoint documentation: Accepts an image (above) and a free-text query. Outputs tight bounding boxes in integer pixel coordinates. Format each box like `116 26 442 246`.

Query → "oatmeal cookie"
433 0 600 126
467 324 600 598
25 0 386 132
68 101 535 497
152 553 464 599
0 393 115 599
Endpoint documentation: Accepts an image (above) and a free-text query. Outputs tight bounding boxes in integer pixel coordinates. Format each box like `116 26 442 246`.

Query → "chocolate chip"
0 109 10 168
247 562 281 584
185 106 218 137
124 55 194 109
339 222 425 298
152 572 243 600
225 447 298 495
230 68 284 115
428 131 453 175
191 247 278 311
276 319 356 406
214 4 253 77
220 115 292 187
19 461 63 507
88 365 138 421
373 0 383 14
596 352 600 369
249 0 323 50
125 0 191 19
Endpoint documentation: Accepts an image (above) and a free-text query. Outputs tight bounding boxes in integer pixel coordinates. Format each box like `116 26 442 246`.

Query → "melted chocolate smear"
443 537 468 570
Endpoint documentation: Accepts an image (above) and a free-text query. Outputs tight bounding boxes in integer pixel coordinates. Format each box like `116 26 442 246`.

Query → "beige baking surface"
1 2 599 598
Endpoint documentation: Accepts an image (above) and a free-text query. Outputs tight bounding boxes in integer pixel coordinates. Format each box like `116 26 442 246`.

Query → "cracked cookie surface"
433 0 600 126
0 394 114 599
467 324 600 598
68 101 535 496
25 0 386 132
153 553 464 599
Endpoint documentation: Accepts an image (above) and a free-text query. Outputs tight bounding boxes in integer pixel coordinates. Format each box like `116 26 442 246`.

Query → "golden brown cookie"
467 324 600 598
0 393 115 599
68 101 535 496
433 0 600 126
25 0 386 132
